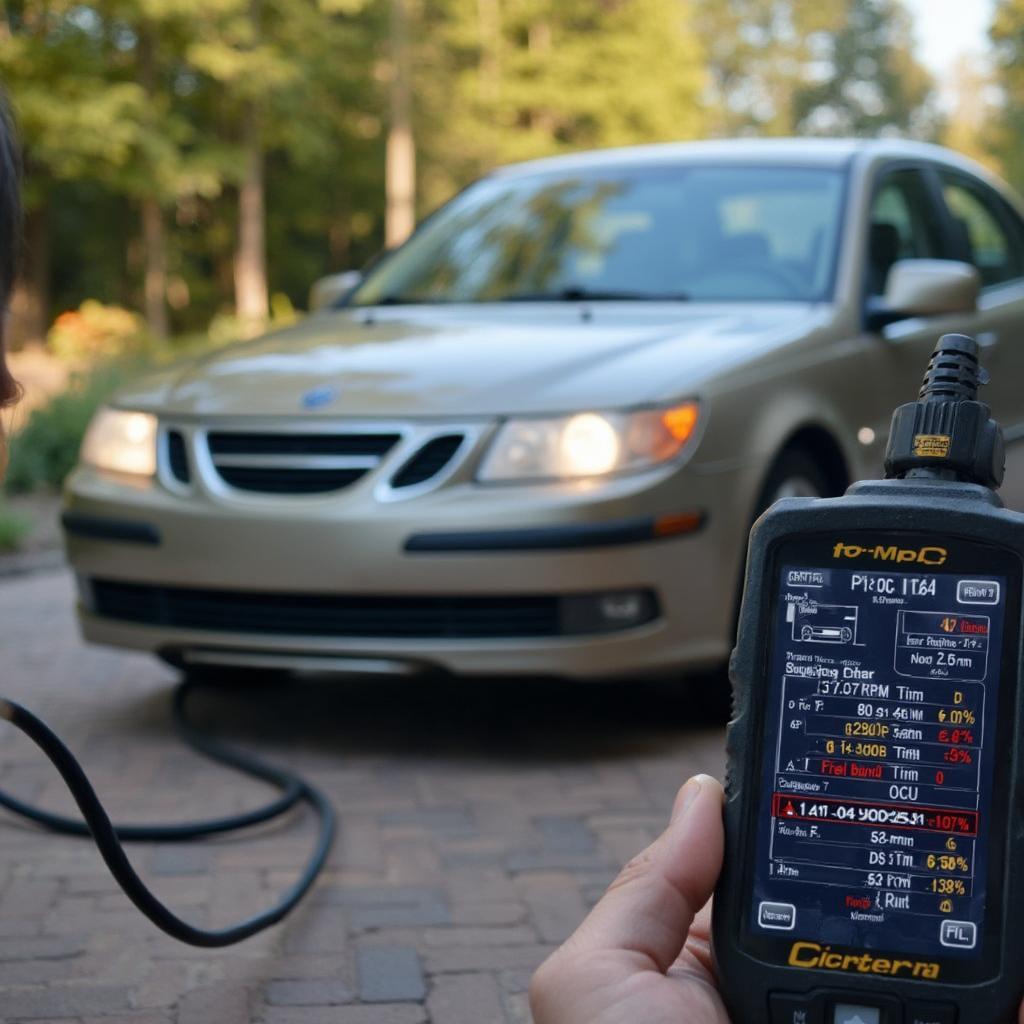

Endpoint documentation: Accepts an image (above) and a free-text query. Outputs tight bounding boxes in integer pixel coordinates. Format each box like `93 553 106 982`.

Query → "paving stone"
81 1016 173 1024
0 567 728 1019
420 925 536 947
149 846 212 876
0 983 130 1018
421 944 556 975
504 850 614 873
533 816 597 854
426 972 507 1024
0 936 87 962
449 901 527 926
283 911 350 954
265 979 354 1005
516 872 588 943
177 982 253 1024
80 1015 173 1024
378 809 475 834
263 1005 427 1024
356 946 425 1003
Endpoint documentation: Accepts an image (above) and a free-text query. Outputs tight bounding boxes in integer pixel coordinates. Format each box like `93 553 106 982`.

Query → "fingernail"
671 775 704 823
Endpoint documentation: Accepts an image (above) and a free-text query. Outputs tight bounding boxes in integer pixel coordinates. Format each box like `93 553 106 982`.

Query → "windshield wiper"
499 286 690 303
366 287 690 306
371 295 437 306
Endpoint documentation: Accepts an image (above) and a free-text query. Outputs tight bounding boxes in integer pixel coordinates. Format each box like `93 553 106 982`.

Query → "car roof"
489 137 990 179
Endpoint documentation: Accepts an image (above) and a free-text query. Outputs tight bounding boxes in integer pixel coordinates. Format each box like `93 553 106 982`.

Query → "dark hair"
0 92 21 410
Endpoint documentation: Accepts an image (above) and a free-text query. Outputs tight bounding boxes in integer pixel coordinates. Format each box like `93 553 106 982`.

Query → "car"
61 137 1024 683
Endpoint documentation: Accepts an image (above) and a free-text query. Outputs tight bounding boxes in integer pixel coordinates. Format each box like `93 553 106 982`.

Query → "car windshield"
350 163 846 306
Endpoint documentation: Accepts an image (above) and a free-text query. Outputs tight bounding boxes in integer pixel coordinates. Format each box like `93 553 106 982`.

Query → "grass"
0 496 30 552
3 359 137 495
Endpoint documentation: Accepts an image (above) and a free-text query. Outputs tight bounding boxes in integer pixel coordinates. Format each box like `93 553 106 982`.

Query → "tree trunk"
233 0 268 332
386 0 416 249
8 205 49 348
137 26 169 339
234 102 269 330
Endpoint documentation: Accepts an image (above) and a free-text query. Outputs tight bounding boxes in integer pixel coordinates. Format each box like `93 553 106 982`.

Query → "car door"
931 168 1024 509
860 163 954 472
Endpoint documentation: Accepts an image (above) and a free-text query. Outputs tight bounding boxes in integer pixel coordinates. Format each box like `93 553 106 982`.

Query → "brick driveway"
0 568 726 1024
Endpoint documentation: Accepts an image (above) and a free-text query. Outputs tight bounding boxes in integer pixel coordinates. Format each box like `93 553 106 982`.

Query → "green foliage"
0 497 30 552
3 361 136 494
47 301 152 364
990 0 1024 191
694 0 934 138
791 0 936 137
1 0 941 336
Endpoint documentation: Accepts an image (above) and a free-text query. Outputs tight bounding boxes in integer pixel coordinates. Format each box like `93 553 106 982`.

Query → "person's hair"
0 91 21 410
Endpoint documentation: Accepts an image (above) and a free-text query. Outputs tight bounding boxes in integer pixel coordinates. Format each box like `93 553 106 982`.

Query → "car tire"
724 446 832 665
756 447 831 510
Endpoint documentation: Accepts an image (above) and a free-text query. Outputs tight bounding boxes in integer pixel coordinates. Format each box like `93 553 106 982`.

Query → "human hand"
530 773 729 1024
532 773 1024 1024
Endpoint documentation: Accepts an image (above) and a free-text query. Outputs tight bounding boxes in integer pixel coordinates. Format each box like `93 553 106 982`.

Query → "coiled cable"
0 678 335 947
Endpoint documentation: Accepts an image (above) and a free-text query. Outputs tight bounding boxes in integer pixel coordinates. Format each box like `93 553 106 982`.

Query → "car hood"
115 303 832 419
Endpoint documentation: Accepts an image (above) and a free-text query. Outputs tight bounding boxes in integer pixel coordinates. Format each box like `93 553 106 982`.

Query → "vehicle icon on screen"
787 602 858 645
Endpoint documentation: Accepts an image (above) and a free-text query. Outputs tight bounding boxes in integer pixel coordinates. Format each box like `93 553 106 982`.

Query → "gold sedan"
62 138 1024 681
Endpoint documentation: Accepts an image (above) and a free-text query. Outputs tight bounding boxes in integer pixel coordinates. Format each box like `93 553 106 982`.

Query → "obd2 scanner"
713 335 1024 1024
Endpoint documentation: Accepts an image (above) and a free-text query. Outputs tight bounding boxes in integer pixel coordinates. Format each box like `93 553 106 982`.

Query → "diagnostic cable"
0 677 335 946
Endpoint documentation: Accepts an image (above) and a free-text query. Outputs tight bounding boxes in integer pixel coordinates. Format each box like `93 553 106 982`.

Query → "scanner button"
939 919 977 949
907 1003 956 1024
769 993 822 1024
957 579 999 605
833 1006 880 1024
758 901 797 929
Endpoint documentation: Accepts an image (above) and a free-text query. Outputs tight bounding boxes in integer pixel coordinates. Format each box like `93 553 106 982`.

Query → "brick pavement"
0 568 726 1024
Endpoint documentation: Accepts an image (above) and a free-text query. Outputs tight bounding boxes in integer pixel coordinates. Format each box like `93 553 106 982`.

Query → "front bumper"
62 456 750 680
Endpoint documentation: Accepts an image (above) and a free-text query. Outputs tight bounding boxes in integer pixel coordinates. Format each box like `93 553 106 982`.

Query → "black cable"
0 679 336 947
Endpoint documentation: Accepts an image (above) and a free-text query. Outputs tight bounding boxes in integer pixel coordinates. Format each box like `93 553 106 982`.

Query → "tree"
416 0 708 210
990 0 1024 190
694 0 935 139
941 55 1001 174
792 0 936 138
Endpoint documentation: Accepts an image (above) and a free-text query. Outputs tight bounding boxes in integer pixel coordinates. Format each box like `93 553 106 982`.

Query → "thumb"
560 773 725 973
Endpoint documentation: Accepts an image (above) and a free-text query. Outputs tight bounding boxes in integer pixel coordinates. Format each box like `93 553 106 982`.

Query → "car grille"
390 435 464 488
167 430 190 484
90 580 564 638
206 431 400 495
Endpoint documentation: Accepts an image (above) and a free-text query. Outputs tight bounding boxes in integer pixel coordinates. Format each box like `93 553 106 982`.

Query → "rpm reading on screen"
749 556 1008 962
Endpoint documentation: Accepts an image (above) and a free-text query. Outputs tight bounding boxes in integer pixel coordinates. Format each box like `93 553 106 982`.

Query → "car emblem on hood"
302 385 338 410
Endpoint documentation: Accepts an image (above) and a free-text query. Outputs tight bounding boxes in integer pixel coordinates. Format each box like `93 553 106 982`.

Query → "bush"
0 497 30 552
3 360 135 495
48 300 152 364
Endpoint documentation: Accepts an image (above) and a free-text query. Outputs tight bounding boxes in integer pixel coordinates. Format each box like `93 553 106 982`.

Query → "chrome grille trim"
210 454 382 471
157 418 490 502
202 427 400 495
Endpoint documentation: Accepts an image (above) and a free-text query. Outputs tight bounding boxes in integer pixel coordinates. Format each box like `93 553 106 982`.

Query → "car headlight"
80 408 158 477
478 402 699 482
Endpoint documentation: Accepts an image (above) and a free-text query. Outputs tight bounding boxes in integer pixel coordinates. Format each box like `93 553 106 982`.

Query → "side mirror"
868 259 980 331
309 271 363 311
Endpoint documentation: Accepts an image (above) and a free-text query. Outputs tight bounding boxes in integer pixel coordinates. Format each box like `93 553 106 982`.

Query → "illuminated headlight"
80 408 158 477
478 402 699 482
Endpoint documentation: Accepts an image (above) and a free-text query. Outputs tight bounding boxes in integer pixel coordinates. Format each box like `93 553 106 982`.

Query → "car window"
350 165 847 305
866 169 942 296
940 174 1024 288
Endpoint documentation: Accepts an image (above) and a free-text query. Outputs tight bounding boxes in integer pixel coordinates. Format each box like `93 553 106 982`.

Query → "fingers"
559 773 725 974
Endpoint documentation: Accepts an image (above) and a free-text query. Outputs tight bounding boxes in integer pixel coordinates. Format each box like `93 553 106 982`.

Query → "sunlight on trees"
0 0 993 347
